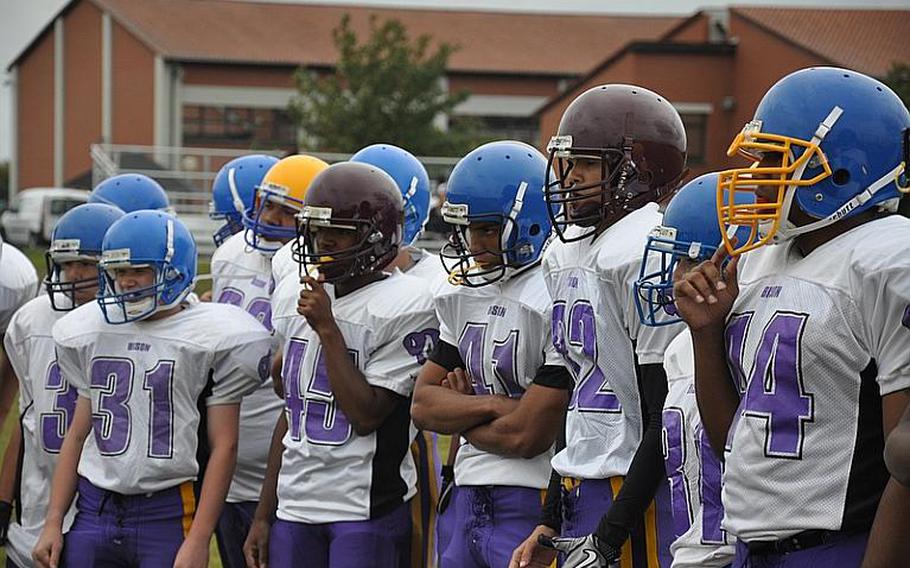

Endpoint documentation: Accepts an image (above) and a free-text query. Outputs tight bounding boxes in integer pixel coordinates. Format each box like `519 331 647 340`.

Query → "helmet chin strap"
497 181 528 284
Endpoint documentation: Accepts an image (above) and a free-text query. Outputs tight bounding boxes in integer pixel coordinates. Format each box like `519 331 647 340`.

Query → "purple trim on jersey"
215 501 258 568
63 477 192 568
439 486 542 568
732 531 868 568
268 502 412 568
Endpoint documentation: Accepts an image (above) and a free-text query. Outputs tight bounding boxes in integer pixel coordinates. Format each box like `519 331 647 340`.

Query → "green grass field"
1 247 221 566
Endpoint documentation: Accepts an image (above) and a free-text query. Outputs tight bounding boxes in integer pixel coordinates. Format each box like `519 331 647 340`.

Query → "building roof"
10 0 682 75
731 6 910 77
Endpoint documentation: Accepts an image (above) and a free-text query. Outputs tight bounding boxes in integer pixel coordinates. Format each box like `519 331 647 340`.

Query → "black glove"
538 533 621 568
0 500 12 546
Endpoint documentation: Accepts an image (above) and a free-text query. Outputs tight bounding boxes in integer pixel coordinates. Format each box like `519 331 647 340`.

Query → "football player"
411 140 572 568
244 162 438 568
673 67 910 567
633 173 747 568
88 173 173 213
0 203 124 568
209 154 279 247
511 84 688 568
0 234 38 429
32 211 273 568
209 154 316 568
243 154 329 255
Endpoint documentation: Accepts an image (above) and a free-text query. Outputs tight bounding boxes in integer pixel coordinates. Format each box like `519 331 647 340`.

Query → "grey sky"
2 0 909 164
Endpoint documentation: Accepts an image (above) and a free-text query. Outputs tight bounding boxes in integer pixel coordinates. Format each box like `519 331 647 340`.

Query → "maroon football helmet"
293 162 404 283
546 84 688 241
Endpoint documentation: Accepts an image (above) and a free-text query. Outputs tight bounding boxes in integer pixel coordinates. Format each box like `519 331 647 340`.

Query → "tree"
290 15 479 155
884 62 910 109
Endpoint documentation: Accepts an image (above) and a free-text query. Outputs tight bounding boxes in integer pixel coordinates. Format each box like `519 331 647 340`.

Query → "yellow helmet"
243 154 329 252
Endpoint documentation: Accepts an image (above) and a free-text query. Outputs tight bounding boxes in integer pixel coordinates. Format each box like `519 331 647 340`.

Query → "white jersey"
271 271 438 523
2 295 75 567
53 301 273 494
404 248 449 298
210 232 284 503
542 203 683 480
722 215 910 541
0 241 38 332
661 331 734 568
271 240 297 289
435 266 562 488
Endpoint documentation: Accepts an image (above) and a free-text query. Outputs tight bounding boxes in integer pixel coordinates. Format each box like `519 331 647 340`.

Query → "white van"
1 188 90 246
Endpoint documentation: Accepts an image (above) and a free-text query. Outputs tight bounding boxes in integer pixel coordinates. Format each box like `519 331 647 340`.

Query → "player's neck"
793 210 882 257
144 303 187 321
335 271 387 298
383 246 416 273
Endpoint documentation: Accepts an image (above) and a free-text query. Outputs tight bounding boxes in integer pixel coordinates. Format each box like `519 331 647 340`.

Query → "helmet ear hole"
529 224 541 236
832 169 851 186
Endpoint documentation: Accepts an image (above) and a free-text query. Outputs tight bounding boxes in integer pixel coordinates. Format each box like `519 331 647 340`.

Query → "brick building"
6 0 681 194
537 7 910 177
7 1 909 195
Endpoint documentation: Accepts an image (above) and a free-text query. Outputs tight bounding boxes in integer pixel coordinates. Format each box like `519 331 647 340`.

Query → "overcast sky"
2 0 909 162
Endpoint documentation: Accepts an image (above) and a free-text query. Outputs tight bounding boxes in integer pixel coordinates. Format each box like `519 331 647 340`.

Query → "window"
450 115 540 146
50 199 85 215
183 105 297 147
679 113 708 165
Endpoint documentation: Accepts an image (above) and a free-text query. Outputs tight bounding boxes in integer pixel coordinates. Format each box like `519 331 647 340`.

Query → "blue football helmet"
439 141 553 287
210 154 279 247
635 173 754 326
350 144 430 246
718 66 910 255
45 203 126 311
89 174 172 214
97 211 197 324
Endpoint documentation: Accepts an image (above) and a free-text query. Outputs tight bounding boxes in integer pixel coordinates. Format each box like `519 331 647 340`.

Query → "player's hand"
673 241 740 333
0 500 11 545
173 535 209 568
244 518 272 568
32 524 64 568
298 275 337 336
441 367 474 395
509 524 558 568
198 290 213 302
539 533 619 568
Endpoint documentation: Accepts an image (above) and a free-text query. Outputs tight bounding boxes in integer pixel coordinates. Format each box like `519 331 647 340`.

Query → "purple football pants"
732 531 868 568
435 485 458 565
561 476 674 568
439 485 543 568
215 501 258 568
62 477 195 568
268 501 412 568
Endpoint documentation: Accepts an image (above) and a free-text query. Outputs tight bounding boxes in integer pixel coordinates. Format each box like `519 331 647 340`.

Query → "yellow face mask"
716 109 842 256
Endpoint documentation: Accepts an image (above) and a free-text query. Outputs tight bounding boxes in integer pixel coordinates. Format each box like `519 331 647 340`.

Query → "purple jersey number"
457 323 523 397
726 311 814 459
40 361 78 453
662 407 692 539
403 328 440 365
217 287 273 331
283 338 356 446
89 357 175 458
552 300 621 412
143 360 175 458
698 426 727 545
